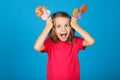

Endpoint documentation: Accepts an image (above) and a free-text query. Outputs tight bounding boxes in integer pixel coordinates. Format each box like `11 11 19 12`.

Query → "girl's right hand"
46 17 53 30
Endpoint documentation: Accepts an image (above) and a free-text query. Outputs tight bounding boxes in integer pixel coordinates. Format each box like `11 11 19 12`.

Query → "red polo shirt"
40 36 86 80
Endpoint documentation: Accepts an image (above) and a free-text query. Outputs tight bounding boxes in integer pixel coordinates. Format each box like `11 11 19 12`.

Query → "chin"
60 39 67 41
59 37 68 41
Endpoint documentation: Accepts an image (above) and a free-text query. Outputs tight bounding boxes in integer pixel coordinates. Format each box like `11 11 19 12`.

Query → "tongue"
61 34 66 39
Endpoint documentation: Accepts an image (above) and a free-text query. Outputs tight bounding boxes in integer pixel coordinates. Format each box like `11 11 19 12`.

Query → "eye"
57 25 61 28
65 24 69 27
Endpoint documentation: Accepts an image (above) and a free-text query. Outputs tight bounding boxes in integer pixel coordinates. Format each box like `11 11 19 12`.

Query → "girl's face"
54 17 71 41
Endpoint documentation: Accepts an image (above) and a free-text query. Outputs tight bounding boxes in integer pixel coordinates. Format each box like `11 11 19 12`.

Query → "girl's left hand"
70 17 78 29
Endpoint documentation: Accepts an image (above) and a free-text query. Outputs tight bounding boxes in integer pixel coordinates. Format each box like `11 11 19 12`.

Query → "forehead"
54 17 70 25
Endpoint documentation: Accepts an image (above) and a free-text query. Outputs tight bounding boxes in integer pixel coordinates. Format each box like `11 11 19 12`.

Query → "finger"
46 17 51 22
71 17 77 23
48 17 53 22
47 17 51 20
71 17 75 20
73 17 78 21
71 17 76 21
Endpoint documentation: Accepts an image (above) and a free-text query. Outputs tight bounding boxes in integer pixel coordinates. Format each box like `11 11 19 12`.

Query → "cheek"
55 29 61 34
66 27 71 33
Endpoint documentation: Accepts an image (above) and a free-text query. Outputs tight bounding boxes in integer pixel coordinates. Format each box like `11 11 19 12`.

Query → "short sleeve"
75 37 86 50
40 38 51 53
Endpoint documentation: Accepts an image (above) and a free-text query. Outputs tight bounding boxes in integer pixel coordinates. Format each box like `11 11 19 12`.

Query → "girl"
34 12 95 80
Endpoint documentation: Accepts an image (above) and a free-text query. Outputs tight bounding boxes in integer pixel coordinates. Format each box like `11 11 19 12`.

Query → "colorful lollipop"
41 10 51 20
35 6 51 20
80 4 88 13
72 8 79 17
35 6 46 18
72 4 88 20
76 12 82 19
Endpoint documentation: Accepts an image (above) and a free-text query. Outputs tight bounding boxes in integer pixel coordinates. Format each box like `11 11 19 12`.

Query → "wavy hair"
49 11 75 44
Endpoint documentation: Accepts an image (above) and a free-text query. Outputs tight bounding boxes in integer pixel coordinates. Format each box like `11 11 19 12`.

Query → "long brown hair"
49 11 75 44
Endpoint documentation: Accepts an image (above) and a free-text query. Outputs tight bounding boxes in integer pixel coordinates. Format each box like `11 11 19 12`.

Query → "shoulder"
73 36 86 50
73 36 84 45
74 36 83 42
45 38 51 42
45 38 51 43
45 38 54 44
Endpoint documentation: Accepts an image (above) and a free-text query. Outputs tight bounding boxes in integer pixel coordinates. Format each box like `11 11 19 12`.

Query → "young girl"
34 12 95 80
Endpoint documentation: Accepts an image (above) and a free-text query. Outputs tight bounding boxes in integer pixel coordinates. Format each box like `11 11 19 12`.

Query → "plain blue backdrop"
0 0 120 80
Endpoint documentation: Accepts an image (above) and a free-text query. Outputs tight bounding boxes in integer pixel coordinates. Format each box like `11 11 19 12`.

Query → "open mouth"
60 33 67 39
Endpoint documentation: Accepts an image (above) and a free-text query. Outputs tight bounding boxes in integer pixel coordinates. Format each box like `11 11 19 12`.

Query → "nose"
61 27 66 32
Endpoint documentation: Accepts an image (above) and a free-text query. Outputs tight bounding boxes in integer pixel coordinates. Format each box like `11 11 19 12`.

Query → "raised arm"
71 17 95 46
34 17 53 51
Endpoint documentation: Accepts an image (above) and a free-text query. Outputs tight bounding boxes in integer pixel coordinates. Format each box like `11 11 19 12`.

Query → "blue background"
0 0 120 80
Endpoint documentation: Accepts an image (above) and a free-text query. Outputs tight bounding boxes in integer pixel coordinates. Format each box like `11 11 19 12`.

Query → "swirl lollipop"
41 10 51 20
35 6 46 18
35 6 51 20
